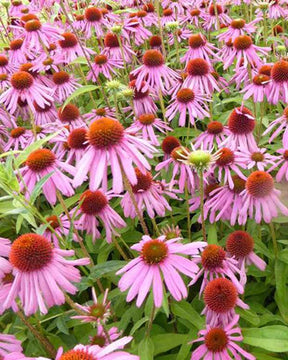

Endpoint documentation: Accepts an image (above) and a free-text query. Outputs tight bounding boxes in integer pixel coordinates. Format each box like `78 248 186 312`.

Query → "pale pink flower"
194 121 230 150
43 213 76 247
267 60 288 104
191 315 255 360
71 189 126 243
117 235 205 307
87 54 123 81
122 18 152 46
82 7 106 38
235 146 277 171
263 107 288 145
218 18 261 42
89 325 121 347
128 79 157 117
103 33 135 63
241 73 271 102
4 233 89 315
203 4 231 30
73 117 156 194
0 237 12 281
51 70 81 103
270 148 288 182
4 126 33 151
0 334 22 358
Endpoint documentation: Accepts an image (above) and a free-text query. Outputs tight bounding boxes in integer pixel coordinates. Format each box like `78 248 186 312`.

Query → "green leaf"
138 337 154 360
152 334 188 356
89 260 126 279
63 85 99 108
207 223 218 244
130 317 149 335
242 326 288 352
29 171 54 204
171 301 204 330
274 259 288 323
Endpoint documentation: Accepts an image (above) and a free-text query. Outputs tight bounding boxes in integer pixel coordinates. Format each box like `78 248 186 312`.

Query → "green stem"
185 182 191 241
145 303 156 337
199 170 206 241
269 223 278 258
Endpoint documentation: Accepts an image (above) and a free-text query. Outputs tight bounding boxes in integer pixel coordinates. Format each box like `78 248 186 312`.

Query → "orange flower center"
176 88 195 103
149 35 162 47
253 74 270 85
201 244 226 270
10 127 26 138
216 148 234 166
94 54 108 65
11 71 34 90
233 35 252 50
251 151 264 162
0 56 8 67
161 136 181 154
143 49 164 67
88 117 124 148
84 7 102 22
80 190 108 215
187 58 209 76
271 60 288 83
53 71 70 85
226 230 254 258
207 121 223 134
59 32 78 48
132 168 153 192
67 128 87 149
231 18 245 29
104 33 119 48
205 328 228 353
9 234 53 272
204 278 238 313
228 107 255 134
58 349 95 360
46 215 60 229
188 34 206 49
138 113 155 125
26 149 56 172
141 239 168 264
58 104 80 123
246 171 274 198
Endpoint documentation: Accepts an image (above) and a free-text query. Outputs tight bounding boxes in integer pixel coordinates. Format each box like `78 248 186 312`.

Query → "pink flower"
166 88 210 127
203 278 249 327
72 288 110 323
89 325 121 347
5 126 33 151
4 233 89 315
241 73 271 102
224 35 270 70
82 7 106 38
190 244 244 295
218 18 260 42
121 168 177 219
240 171 288 223
235 146 277 171
43 213 76 247
203 4 231 31
194 121 230 151
223 106 257 151
267 60 288 104
131 50 179 94
128 113 171 145
52 71 81 103
183 58 220 95
72 189 126 243
32 101 58 125
19 148 76 205
0 71 53 114
0 237 12 280
116 235 205 307
181 33 220 66
103 33 135 63
84 107 117 122
122 18 152 46
180 8 205 28
0 55 15 74
263 107 288 145
73 117 156 194
270 148 288 182
0 334 22 357
87 54 123 81
55 338 139 360
128 79 157 116
191 315 255 360
168 28 191 46
57 104 86 130
226 231 266 286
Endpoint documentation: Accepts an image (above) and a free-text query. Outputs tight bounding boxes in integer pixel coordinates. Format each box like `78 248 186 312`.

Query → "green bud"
187 150 212 169
111 25 122 34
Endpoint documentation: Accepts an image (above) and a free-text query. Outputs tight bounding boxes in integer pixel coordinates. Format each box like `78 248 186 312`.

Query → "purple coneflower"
87 54 123 81
194 121 230 150
52 70 81 103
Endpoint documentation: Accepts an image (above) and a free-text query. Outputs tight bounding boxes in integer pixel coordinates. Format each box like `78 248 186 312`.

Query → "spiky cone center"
284 107 288 121
46 215 60 229
24 19 41 31
205 328 228 353
189 34 206 49
10 39 23 50
19 63 37 77
143 3 154 12
132 168 153 192
138 113 155 125
209 4 223 15
94 54 108 65
226 39 233 47
201 244 226 270
89 303 106 319
216 148 234 166
43 57 54 66
26 149 56 172
207 121 224 135
187 58 209 76
9 234 53 272
58 104 80 123
33 101 52 113
11 71 33 90
251 151 264 162
228 107 255 134
12 0 22 6
163 8 173 16
253 74 270 85
10 127 26 138
137 10 147 18
104 33 119 48
129 80 149 99
53 71 70 85
90 335 106 347
21 13 38 22
143 49 164 67
161 136 181 154
231 18 246 29
141 239 168 264
88 117 124 148
259 65 272 77
171 146 188 162
233 35 252 50
187 150 212 168
273 25 283 35
284 150 288 160
67 128 88 149
80 190 108 215
204 278 238 313
59 32 78 48
85 7 102 22
190 9 200 16
0 56 8 67
226 230 254 258
149 35 162 47
176 88 195 103
58 349 95 360
246 171 274 198
231 175 246 194
75 14 84 21
271 60 288 83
